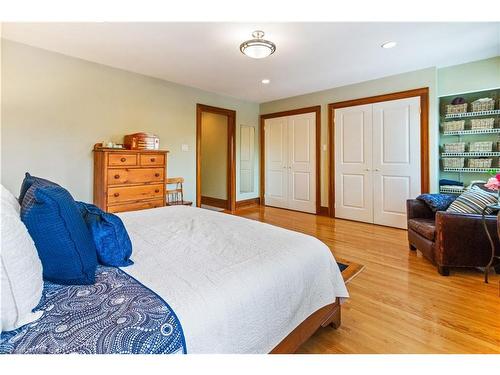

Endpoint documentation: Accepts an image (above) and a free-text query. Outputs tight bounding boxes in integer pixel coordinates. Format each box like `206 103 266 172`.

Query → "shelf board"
444 109 500 119
442 128 500 136
441 152 500 157
439 186 464 194
443 167 500 173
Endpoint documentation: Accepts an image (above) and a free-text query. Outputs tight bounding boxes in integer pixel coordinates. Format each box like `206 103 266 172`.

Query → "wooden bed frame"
270 299 341 353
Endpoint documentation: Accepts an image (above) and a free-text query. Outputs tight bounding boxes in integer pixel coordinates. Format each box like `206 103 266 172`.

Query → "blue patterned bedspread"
0 266 186 354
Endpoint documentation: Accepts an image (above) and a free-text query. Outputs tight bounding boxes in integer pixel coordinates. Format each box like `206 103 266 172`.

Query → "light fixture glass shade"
240 30 276 59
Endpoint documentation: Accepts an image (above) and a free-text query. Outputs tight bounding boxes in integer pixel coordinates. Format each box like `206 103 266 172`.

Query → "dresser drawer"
107 184 164 204
107 199 164 213
140 154 165 166
108 153 137 166
107 168 164 185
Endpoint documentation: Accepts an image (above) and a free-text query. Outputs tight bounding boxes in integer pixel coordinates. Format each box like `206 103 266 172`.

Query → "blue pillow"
18 172 59 204
21 183 97 285
417 193 457 212
76 202 133 267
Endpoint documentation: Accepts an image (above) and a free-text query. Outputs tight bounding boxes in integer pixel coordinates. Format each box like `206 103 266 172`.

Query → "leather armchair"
407 199 500 275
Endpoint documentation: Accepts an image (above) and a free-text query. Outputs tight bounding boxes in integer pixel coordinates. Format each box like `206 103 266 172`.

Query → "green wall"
260 57 500 205
438 56 500 96
2 35 498 207
1 39 260 203
260 68 439 205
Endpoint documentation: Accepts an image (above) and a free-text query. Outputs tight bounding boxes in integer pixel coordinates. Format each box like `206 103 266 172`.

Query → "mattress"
118 205 349 353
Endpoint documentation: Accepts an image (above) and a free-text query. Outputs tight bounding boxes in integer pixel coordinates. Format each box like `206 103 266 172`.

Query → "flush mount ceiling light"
240 30 276 59
381 41 397 49
261 79 270 84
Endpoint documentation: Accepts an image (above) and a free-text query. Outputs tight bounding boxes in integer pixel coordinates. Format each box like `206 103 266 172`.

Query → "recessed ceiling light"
261 79 270 84
240 30 276 59
381 41 397 49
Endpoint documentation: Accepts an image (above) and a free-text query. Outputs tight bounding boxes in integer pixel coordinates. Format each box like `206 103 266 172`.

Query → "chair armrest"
406 199 434 220
434 211 499 266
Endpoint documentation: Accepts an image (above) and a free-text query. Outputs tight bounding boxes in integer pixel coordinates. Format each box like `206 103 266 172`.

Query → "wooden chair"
165 177 192 206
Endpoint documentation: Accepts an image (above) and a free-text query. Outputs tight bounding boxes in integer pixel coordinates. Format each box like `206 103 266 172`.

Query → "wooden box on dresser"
93 146 169 213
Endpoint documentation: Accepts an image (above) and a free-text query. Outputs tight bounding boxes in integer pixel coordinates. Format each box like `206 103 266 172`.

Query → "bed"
1 205 348 354
119 205 348 353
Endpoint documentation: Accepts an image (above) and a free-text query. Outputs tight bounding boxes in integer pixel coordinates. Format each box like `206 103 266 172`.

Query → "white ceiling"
2 22 499 103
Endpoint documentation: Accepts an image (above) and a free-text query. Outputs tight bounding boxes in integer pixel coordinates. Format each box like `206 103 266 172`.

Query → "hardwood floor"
233 205 500 354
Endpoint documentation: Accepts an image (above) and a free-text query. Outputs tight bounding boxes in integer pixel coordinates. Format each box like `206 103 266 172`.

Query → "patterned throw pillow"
446 187 497 215
417 194 457 212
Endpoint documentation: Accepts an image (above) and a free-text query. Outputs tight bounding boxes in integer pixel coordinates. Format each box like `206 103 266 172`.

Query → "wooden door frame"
196 103 236 212
260 105 321 214
328 87 430 218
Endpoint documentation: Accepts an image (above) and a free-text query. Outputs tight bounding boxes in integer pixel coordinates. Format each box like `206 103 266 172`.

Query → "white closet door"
287 112 316 213
334 104 373 223
372 97 421 229
265 117 288 208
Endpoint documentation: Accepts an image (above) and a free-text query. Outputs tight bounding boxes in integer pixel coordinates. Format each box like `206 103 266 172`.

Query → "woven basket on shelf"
443 142 466 153
470 118 495 130
442 158 465 168
469 141 493 152
468 158 492 168
446 103 468 114
471 99 495 112
442 120 465 132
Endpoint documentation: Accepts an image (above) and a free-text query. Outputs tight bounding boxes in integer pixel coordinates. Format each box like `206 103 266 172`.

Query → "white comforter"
118 205 348 353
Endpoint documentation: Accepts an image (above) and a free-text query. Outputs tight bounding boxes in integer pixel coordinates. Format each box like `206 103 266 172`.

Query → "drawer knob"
120 157 126 162
155 189 160 193
150 158 156 162
114 174 120 179
154 173 160 177
114 193 120 197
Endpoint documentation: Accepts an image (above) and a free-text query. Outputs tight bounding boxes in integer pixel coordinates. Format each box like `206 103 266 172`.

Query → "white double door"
265 112 316 214
334 97 421 229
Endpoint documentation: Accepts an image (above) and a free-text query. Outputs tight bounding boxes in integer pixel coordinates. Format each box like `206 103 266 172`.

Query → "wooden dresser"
93 147 169 213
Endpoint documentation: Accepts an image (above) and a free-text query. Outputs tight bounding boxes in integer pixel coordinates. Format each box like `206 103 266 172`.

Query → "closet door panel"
288 113 316 213
264 117 288 208
334 104 373 223
372 97 421 229
341 174 368 208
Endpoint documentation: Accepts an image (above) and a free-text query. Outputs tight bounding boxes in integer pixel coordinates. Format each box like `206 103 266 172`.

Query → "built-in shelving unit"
439 88 500 195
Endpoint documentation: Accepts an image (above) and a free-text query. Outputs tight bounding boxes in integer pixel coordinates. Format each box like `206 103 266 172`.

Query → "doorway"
196 104 236 211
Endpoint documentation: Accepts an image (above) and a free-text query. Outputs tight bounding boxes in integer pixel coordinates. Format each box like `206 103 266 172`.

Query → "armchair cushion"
417 193 456 212
408 218 435 241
